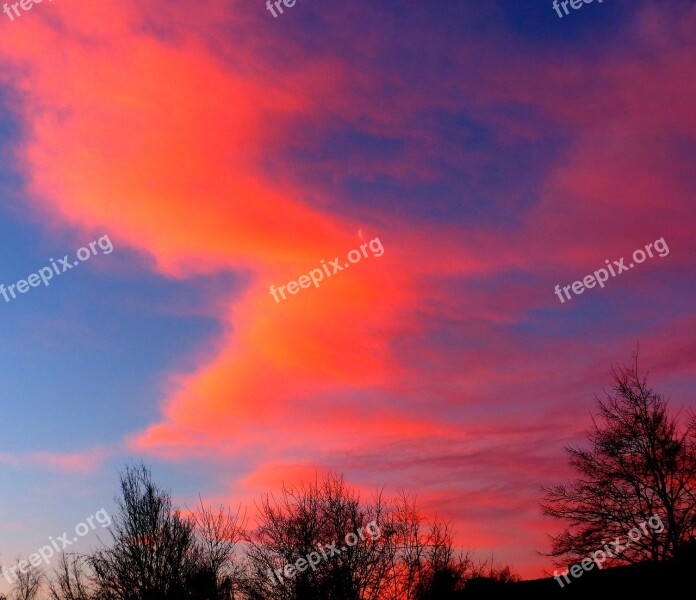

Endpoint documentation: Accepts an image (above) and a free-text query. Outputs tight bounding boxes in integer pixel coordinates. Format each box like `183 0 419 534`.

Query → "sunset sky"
0 0 694 587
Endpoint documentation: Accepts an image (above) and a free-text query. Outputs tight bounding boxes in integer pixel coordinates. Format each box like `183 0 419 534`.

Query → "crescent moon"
358 228 364 239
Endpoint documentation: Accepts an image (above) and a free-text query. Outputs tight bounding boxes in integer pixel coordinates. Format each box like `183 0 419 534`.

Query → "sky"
0 0 695 587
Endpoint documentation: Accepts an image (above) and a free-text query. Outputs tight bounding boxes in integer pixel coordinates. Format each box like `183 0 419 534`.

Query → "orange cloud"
0 0 450 464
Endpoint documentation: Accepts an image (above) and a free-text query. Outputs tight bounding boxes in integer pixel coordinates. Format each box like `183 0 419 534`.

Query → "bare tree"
8 558 43 600
48 554 93 600
89 463 200 600
386 494 471 600
541 352 696 566
190 498 246 599
242 473 392 600
240 474 485 600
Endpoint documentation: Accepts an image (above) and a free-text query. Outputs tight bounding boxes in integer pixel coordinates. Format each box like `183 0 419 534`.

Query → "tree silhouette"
47 554 93 600
89 463 201 600
540 352 696 565
189 498 245 599
387 494 470 600
240 473 482 600
7 558 42 600
242 473 391 600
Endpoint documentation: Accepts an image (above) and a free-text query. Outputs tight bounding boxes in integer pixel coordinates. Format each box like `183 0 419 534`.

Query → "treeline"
1 466 517 600
6 351 691 599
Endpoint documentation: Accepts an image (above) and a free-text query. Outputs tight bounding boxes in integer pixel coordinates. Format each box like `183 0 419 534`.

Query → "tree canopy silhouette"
540 352 696 565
